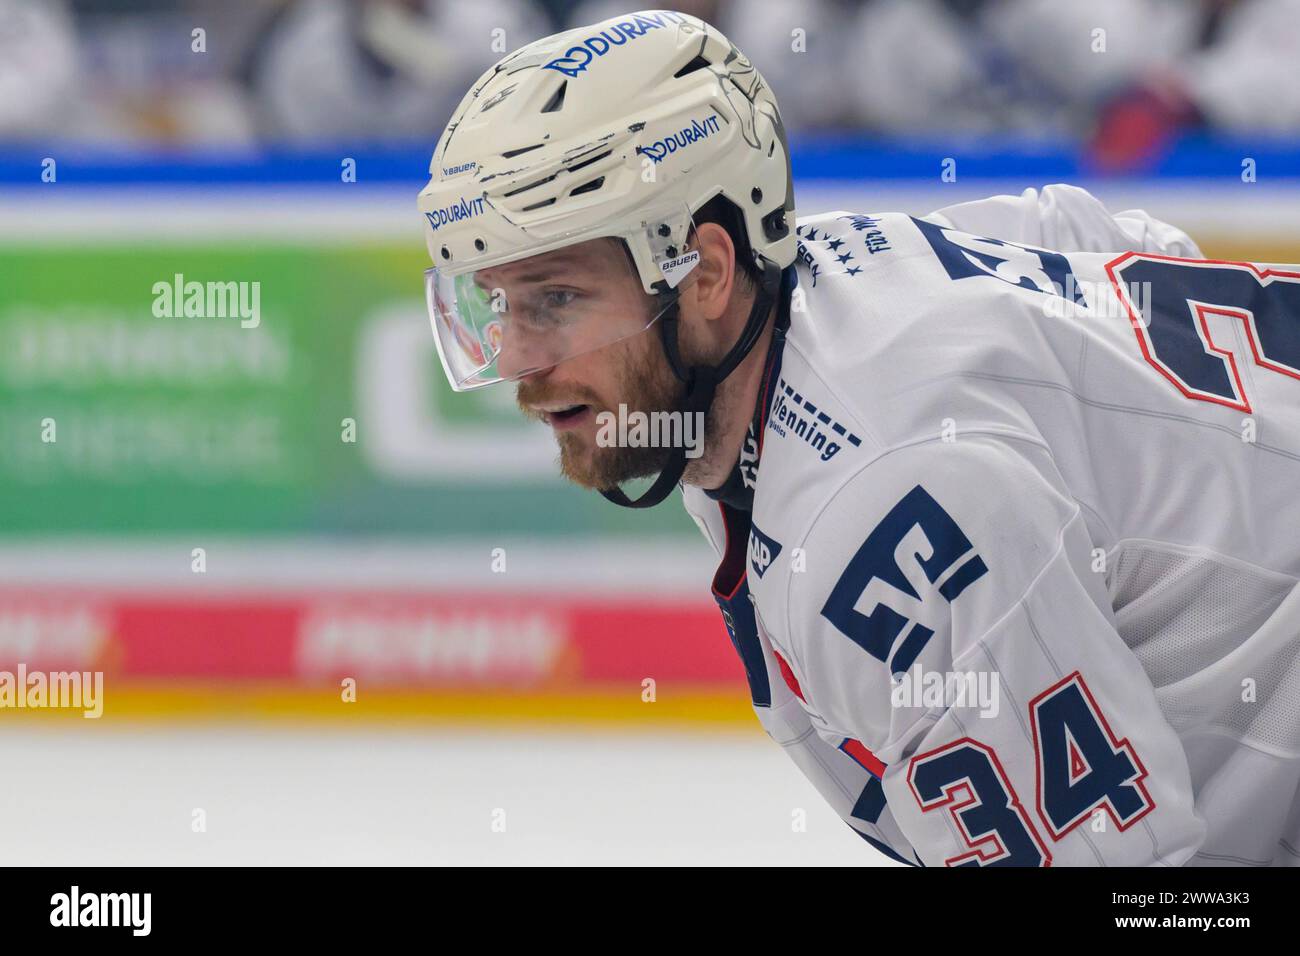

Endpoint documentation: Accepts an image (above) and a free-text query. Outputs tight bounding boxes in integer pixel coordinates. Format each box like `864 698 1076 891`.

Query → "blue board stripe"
2 133 1299 186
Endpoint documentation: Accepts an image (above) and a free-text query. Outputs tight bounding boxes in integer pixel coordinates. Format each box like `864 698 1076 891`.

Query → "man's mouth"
537 403 593 431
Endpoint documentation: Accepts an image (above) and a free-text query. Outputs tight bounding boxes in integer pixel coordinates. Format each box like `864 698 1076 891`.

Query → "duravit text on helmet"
425 196 486 232
637 115 722 165
542 11 691 78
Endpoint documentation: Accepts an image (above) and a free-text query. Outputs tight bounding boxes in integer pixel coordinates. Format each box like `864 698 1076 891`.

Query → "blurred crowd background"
5 0 1300 170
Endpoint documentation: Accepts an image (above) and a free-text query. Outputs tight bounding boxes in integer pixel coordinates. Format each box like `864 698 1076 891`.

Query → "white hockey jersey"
682 184 1300 867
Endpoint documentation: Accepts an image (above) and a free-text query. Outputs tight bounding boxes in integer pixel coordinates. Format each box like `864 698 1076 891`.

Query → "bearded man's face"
480 237 688 490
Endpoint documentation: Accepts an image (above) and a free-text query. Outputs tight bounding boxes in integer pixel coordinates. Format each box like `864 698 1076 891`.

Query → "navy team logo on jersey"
911 216 1085 307
820 485 987 676
747 523 783 578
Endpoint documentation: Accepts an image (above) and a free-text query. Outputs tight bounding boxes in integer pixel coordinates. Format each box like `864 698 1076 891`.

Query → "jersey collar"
702 264 797 512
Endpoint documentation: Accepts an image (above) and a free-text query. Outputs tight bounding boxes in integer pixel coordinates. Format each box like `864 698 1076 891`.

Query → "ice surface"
1 725 893 866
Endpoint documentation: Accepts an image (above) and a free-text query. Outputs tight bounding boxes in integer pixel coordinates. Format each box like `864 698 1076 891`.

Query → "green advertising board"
0 238 693 538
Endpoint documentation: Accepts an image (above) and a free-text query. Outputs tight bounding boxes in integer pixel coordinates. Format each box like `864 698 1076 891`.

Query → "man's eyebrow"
481 252 594 285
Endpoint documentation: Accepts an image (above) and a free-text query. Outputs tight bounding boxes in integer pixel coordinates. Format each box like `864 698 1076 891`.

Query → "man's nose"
494 324 552 381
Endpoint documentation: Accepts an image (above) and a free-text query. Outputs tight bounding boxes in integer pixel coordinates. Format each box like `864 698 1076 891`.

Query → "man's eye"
541 289 579 309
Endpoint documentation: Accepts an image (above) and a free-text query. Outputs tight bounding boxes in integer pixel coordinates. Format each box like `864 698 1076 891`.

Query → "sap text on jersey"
543 11 690 78
748 523 782 579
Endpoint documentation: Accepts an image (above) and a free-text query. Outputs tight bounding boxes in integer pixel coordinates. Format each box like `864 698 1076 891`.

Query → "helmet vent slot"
569 176 605 197
540 81 567 114
673 54 711 79
566 149 612 173
503 171 559 196
520 197 557 212
501 142 545 159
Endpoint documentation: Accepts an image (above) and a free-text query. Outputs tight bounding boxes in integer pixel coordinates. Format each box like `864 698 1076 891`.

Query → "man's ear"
684 221 737 323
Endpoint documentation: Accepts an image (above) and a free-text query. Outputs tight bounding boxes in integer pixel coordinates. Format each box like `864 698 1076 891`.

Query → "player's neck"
681 299 777 490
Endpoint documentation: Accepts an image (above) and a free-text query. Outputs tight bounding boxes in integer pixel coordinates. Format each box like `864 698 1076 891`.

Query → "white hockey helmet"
418 9 795 392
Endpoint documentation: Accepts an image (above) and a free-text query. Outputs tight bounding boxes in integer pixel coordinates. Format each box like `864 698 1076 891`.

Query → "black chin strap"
600 257 783 509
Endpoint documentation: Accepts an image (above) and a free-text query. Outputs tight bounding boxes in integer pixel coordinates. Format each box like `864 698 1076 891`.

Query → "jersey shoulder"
792 210 919 287
760 211 1062 536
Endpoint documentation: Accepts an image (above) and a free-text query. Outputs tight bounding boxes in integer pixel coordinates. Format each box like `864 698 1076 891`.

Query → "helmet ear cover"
646 195 755 383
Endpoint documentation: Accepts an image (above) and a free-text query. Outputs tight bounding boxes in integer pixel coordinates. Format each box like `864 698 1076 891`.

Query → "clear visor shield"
425 206 701 391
